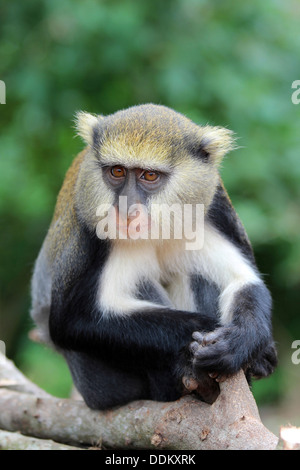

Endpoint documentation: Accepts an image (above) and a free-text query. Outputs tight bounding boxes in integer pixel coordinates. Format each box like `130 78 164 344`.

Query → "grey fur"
30 243 52 344
136 279 174 308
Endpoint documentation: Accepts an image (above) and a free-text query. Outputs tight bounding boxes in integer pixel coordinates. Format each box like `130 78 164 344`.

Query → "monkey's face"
97 164 167 240
75 104 235 241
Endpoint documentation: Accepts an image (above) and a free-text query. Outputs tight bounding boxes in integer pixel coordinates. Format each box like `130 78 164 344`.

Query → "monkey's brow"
95 160 172 174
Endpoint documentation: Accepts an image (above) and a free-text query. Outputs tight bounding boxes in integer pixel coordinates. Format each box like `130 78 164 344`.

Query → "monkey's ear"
75 111 104 146
199 126 237 163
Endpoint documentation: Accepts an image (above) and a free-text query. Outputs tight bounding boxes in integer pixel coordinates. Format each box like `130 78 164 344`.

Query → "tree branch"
0 352 278 450
0 430 84 450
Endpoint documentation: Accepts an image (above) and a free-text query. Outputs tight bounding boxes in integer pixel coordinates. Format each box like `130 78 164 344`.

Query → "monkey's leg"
64 351 147 409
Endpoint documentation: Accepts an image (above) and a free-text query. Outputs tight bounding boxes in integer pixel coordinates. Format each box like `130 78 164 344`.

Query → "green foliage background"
1 0 300 426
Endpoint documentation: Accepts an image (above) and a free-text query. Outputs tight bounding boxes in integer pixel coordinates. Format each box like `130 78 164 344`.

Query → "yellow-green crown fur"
76 104 235 168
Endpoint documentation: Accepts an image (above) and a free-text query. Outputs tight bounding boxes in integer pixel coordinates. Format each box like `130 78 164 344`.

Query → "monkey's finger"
192 331 204 343
202 331 220 345
189 341 201 354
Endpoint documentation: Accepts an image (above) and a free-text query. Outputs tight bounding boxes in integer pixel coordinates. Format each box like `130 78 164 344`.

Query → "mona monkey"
30 104 277 409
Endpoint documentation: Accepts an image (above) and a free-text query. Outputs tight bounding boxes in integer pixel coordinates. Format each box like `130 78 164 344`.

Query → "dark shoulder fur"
207 181 255 263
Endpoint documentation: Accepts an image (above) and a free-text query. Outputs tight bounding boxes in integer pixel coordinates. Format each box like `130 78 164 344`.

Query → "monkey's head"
75 104 235 242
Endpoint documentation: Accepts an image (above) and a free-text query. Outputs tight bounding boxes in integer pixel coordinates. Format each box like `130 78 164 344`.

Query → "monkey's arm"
190 186 277 378
190 282 274 376
49 296 218 369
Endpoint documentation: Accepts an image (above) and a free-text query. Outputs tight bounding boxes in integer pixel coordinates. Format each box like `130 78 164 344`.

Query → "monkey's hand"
189 327 245 382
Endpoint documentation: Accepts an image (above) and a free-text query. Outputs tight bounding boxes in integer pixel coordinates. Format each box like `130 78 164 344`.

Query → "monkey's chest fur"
97 239 204 316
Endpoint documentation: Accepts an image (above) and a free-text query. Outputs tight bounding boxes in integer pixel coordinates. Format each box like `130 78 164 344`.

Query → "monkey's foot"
207 371 232 383
182 371 220 405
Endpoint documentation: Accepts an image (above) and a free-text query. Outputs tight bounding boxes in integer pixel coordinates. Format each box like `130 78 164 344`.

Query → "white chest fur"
97 238 197 315
97 224 261 322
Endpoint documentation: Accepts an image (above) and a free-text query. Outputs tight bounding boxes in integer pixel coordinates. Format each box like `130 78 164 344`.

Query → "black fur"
190 275 220 317
186 140 210 162
63 351 147 409
135 280 171 306
92 125 103 153
207 183 255 262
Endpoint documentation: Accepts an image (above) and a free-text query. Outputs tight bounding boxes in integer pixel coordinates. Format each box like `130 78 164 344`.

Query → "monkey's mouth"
116 210 151 228
117 223 150 230
115 212 153 239
116 221 151 236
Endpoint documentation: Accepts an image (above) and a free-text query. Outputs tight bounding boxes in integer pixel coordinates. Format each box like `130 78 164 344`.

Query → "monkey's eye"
140 170 160 182
111 166 126 178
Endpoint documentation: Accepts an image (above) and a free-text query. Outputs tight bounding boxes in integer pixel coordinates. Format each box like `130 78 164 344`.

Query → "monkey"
30 104 277 409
